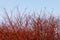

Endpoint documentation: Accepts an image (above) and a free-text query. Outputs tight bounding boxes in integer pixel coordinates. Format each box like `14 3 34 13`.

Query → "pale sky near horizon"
0 0 60 19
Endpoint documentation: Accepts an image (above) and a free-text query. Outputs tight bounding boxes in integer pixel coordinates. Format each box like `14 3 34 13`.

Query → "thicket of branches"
0 8 60 40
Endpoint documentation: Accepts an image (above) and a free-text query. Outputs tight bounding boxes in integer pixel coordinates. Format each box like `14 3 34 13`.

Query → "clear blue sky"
0 0 60 18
